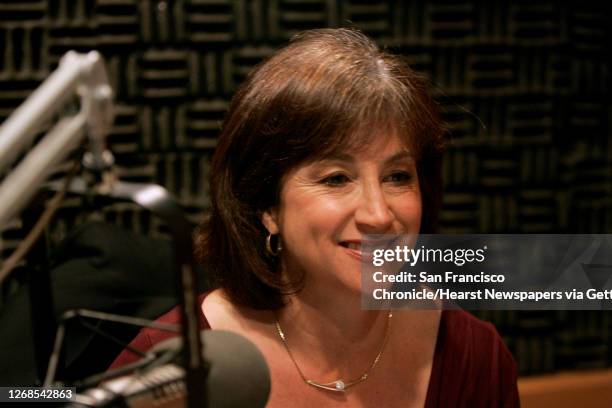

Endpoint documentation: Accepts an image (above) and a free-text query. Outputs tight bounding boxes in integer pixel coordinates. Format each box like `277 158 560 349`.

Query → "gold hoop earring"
266 233 282 256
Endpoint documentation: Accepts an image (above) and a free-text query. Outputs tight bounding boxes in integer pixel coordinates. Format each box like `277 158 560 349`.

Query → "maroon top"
109 293 519 407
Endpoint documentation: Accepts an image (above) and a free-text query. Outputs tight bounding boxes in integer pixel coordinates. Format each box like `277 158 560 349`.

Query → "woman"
111 28 519 407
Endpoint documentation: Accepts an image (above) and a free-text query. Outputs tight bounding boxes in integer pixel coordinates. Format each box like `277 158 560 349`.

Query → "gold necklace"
275 310 393 392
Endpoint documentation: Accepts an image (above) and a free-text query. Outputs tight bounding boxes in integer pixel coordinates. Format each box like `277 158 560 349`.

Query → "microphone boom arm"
0 50 114 228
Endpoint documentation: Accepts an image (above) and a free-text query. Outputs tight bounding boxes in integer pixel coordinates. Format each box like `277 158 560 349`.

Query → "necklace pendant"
305 379 348 392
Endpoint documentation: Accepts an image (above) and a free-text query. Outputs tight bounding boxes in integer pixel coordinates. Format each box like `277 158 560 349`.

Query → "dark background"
0 0 610 377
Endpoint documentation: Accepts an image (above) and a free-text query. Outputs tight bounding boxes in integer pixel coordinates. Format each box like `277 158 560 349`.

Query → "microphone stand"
0 50 113 386
0 51 207 408
46 177 208 408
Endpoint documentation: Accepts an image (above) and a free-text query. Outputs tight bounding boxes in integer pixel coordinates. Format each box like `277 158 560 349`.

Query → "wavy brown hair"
197 28 446 310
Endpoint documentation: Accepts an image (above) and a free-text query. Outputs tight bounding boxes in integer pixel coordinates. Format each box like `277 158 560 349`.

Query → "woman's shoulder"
438 309 514 362
425 309 519 407
201 289 274 337
440 309 506 348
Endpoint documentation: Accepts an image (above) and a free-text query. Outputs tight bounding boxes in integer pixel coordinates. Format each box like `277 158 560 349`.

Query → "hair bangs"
305 79 422 163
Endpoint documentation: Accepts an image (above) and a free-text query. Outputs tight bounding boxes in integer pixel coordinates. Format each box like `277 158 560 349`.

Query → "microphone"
70 330 270 408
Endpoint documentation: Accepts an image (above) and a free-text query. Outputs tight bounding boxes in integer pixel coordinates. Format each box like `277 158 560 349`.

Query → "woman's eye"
385 172 412 184
322 174 350 186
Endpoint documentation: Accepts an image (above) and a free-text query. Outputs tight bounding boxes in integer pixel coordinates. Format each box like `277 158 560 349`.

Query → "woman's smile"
339 241 373 263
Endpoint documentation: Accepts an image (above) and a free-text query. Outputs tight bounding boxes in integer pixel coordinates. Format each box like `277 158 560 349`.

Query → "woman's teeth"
345 242 360 250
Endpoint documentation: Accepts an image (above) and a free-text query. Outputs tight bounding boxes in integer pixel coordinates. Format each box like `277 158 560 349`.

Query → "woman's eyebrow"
384 151 413 164
317 150 413 165
317 153 354 163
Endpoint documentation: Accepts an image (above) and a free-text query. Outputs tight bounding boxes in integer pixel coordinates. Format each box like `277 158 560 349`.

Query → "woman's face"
262 133 422 295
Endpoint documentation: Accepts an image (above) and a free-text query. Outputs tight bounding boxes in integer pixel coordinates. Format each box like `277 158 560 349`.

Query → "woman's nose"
354 184 394 233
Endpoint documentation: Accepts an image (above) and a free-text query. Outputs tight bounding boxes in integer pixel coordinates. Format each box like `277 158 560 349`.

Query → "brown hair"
197 28 446 310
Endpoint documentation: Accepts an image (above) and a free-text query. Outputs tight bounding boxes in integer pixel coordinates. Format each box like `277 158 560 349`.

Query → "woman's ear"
261 208 280 234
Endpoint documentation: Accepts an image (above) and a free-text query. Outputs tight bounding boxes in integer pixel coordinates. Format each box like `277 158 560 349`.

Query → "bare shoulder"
202 288 232 319
202 288 274 334
202 288 242 330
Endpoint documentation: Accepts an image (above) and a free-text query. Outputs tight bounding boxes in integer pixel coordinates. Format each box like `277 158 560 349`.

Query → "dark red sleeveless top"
109 293 519 407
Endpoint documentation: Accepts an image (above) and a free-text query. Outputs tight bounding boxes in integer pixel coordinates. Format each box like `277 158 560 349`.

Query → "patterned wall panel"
0 0 610 376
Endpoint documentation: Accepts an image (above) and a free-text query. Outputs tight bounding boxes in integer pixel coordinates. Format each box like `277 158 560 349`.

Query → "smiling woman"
203 28 445 310
110 28 519 407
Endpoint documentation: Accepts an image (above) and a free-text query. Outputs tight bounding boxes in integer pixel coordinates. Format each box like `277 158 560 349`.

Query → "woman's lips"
340 242 373 263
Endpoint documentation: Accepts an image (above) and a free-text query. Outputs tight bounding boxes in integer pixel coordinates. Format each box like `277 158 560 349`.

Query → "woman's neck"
276 282 390 373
